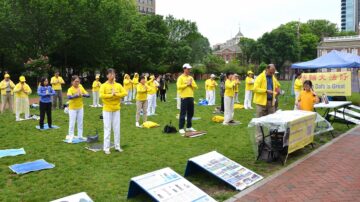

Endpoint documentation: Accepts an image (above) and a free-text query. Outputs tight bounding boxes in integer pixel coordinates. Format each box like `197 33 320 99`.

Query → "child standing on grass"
135 76 148 128
13 76 32 121
66 75 90 142
296 80 320 112
100 68 127 154
37 77 56 129
92 74 102 107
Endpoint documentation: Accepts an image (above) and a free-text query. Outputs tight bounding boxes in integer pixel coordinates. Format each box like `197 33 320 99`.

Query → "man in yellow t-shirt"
205 74 218 106
244 71 255 109
177 63 198 134
100 68 127 155
92 75 102 107
296 80 319 111
135 76 148 127
51 71 65 109
223 72 238 125
294 73 303 109
0 73 15 113
13 76 32 121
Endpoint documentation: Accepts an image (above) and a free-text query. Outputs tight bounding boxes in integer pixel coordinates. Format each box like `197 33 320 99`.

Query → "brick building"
136 0 155 14
212 29 243 63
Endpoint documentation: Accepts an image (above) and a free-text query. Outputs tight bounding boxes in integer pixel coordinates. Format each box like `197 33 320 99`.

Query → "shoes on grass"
104 150 111 155
179 129 185 134
186 128 196 132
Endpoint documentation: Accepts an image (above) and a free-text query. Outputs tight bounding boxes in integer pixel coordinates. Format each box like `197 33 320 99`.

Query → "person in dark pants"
159 75 168 102
37 77 56 129
177 63 198 134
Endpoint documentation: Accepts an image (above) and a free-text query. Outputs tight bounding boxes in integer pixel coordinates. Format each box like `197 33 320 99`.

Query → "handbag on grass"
163 121 177 134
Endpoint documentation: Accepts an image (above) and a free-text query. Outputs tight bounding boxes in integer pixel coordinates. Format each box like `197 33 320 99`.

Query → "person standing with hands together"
0 73 15 113
177 63 198 134
92 75 102 107
13 76 32 121
51 71 65 109
100 69 127 154
37 77 56 129
223 72 237 125
66 75 90 142
135 76 149 128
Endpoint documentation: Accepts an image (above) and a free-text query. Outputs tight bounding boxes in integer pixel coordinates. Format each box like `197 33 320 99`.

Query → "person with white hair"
205 74 217 105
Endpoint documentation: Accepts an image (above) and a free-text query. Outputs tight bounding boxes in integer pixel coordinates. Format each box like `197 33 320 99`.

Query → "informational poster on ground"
288 113 317 154
127 167 216 202
302 71 352 96
185 151 263 191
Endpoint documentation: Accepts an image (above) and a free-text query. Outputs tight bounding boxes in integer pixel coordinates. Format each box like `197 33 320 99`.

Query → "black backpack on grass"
163 121 177 134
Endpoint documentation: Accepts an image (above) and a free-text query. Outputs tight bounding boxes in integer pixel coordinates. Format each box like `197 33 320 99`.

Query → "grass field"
0 80 359 201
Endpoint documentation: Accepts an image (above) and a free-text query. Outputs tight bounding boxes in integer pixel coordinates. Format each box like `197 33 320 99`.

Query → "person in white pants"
92 75 102 107
146 75 157 116
66 75 90 142
123 74 133 104
244 71 255 109
293 73 303 110
205 74 217 105
223 72 237 125
13 76 32 121
233 74 240 103
100 68 127 155
132 73 139 100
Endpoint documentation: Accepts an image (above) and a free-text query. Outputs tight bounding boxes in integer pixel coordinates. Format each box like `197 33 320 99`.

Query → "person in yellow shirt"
100 68 127 154
92 74 102 107
223 72 238 125
244 71 255 109
0 73 15 113
146 75 157 116
51 71 65 110
205 74 218 106
66 75 90 142
296 80 319 111
177 63 198 134
123 74 133 104
13 76 32 121
234 74 240 103
136 76 149 128
132 73 139 100
294 73 303 109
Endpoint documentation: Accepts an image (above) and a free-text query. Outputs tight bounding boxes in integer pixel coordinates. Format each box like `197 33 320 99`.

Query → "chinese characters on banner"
302 71 352 96
288 113 316 154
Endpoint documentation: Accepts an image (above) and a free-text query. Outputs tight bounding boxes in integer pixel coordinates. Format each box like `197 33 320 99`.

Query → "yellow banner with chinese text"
301 72 352 96
288 113 316 154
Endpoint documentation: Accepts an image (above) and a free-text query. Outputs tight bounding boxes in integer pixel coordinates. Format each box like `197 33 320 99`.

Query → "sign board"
302 71 352 96
51 192 93 202
127 167 216 202
287 113 317 154
185 151 263 191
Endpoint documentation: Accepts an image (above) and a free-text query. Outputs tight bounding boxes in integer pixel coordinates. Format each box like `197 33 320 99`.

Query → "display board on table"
302 71 352 96
127 167 216 202
185 151 263 191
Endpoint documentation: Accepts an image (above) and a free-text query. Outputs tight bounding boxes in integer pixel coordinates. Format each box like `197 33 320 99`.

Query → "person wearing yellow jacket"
223 72 238 125
123 74 133 104
92 75 102 107
132 73 139 100
146 75 157 116
136 76 149 128
293 73 303 109
13 76 32 121
50 71 65 109
205 74 218 105
100 69 127 154
0 73 15 113
177 63 198 134
66 75 90 142
234 74 241 103
253 64 279 142
244 71 255 109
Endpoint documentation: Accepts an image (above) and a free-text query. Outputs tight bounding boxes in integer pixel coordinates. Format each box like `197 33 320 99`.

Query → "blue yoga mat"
0 148 26 158
63 138 87 144
36 124 60 130
9 159 55 174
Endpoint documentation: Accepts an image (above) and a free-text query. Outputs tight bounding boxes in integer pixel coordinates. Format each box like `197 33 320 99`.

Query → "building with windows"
136 0 156 14
212 29 244 63
341 0 360 32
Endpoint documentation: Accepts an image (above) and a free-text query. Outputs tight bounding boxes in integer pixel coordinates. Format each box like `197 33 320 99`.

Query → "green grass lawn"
0 80 358 201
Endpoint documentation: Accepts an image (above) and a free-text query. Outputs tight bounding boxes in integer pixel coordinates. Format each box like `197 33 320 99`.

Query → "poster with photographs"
188 151 263 191
130 167 216 202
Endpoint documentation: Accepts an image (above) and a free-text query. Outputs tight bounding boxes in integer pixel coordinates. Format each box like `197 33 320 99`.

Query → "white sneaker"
222 122 229 126
104 150 111 155
186 128 196 132
179 129 186 134
249 107 254 109
115 148 123 152
136 122 141 128
98 104 102 107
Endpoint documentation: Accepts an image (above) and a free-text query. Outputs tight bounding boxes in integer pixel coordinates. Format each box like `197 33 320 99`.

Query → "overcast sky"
156 0 340 45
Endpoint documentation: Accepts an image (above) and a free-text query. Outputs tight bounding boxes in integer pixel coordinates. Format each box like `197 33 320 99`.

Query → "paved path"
230 126 360 202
